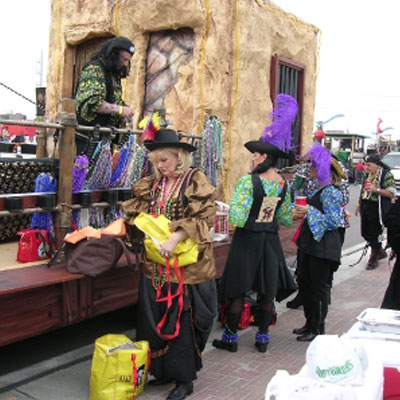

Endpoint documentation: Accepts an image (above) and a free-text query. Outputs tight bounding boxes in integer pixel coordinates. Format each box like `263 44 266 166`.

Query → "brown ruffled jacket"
122 169 217 284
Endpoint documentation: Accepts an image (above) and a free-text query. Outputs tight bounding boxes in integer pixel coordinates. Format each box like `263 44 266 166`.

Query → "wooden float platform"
0 220 300 347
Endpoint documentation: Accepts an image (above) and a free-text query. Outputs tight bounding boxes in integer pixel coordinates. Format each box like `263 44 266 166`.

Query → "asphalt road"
343 183 364 249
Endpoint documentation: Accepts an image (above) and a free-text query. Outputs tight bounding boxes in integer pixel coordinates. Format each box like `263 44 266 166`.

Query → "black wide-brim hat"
144 128 197 152
244 140 289 159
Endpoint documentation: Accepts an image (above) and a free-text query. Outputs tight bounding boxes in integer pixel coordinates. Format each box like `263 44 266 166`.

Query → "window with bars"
270 55 305 168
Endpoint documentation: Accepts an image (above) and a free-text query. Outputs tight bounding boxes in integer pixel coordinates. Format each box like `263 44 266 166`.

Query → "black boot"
255 310 272 353
167 381 193 400
378 245 387 260
255 332 269 353
212 311 241 353
286 292 303 309
149 376 175 386
293 324 309 335
294 296 313 335
367 247 379 270
296 301 320 342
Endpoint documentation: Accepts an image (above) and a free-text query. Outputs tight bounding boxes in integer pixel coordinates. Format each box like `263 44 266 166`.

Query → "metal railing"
1 105 201 246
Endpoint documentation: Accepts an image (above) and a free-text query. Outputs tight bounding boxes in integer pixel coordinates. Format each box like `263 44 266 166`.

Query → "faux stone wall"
47 0 319 201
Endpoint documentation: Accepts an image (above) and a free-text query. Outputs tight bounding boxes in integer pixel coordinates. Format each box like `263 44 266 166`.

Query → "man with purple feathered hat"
212 94 298 353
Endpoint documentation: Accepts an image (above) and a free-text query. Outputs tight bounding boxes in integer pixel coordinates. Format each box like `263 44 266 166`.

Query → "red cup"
364 180 371 190
295 196 307 206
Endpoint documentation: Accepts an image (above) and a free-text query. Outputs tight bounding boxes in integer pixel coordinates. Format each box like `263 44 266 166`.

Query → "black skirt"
218 227 296 304
136 274 217 382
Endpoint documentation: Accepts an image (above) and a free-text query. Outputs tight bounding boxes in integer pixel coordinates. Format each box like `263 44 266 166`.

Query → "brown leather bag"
66 235 135 277
49 235 137 277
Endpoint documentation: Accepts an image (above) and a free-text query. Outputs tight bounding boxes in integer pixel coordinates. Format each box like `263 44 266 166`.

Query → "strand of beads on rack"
84 140 103 188
86 140 112 190
72 155 89 194
193 115 222 187
89 206 106 229
110 135 135 188
110 145 128 187
126 143 148 188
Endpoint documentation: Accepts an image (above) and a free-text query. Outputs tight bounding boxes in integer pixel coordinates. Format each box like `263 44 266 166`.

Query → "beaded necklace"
86 140 112 190
72 155 89 194
150 173 187 289
151 174 185 219
152 262 167 288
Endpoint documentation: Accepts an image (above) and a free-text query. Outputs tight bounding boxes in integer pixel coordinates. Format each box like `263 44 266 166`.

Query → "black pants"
297 251 336 333
360 200 382 249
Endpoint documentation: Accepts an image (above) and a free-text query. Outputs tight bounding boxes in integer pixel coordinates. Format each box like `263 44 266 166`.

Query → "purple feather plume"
261 94 298 152
305 142 331 185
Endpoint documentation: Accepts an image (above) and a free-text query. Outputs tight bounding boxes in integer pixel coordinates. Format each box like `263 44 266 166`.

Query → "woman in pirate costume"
212 94 298 353
123 128 217 400
292 142 345 342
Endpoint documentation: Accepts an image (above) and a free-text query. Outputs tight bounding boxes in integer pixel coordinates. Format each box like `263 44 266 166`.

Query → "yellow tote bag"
89 335 150 400
133 213 198 267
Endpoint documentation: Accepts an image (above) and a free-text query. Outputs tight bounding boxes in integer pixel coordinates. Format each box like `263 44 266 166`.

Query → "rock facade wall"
47 0 319 200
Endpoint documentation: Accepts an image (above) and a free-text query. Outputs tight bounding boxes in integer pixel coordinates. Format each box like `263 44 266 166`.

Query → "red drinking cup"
295 196 307 206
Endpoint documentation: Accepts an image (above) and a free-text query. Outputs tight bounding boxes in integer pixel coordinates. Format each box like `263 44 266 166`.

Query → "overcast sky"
1 0 399 140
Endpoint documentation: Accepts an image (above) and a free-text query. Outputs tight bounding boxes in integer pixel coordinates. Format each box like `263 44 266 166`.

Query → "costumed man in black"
212 94 297 353
292 142 344 342
354 154 396 269
75 36 135 157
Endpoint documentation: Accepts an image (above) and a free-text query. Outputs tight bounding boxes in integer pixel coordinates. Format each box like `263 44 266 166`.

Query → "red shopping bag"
219 301 252 329
17 229 52 263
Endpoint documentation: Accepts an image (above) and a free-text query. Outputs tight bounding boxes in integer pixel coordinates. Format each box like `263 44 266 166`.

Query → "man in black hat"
355 153 396 269
75 36 135 156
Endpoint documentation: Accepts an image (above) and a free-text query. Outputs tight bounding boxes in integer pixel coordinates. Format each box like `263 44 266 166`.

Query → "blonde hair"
331 169 342 186
148 147 192 178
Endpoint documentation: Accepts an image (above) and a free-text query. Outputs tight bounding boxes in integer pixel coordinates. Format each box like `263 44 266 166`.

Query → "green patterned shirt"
75 63 126 127
361 167 396 202
228 174 293 228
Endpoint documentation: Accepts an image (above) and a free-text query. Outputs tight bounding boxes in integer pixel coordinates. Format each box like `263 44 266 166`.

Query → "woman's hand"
159 229 189 259
294 204 309 217
355 205 360 217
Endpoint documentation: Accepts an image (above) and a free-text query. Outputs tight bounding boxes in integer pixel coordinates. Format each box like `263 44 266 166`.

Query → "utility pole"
36 50 44 87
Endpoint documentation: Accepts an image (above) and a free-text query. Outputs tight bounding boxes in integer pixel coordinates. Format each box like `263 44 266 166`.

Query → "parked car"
382 152 400 196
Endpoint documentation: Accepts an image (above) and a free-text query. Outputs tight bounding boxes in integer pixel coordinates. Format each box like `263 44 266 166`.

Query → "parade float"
0 0 320 346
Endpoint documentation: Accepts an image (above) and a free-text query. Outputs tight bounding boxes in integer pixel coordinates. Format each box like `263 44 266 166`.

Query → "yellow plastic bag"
134 212 198 267
89 334 150 400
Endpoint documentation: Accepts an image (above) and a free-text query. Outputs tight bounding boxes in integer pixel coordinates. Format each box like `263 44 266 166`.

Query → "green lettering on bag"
315 360 354 378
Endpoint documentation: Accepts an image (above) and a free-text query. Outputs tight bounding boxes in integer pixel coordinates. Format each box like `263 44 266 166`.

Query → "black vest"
244 174 287 233
296 186 342 263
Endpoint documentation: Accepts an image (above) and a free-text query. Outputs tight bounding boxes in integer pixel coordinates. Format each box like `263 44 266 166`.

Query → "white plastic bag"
265 370 357 400
306 335 368 385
